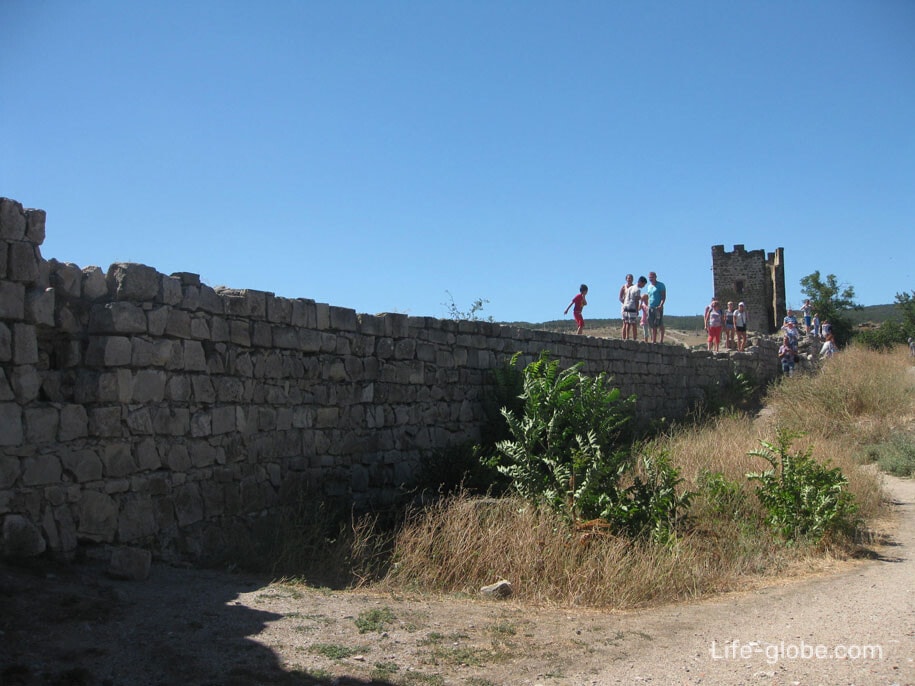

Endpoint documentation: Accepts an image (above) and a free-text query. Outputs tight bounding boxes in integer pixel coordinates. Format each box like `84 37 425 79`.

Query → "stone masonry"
0 198 781 562
711 244 786 334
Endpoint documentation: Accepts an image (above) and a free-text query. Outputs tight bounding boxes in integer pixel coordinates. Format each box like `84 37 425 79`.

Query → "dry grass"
371 346 915 610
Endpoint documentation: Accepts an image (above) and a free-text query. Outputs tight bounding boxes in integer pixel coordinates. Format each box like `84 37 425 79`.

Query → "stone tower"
711 245 786 334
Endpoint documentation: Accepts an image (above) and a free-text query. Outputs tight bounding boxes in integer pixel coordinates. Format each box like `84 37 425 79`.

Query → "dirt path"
2 476 914 686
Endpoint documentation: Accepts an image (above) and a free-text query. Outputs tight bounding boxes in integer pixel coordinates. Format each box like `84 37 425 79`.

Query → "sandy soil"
2 473 913 686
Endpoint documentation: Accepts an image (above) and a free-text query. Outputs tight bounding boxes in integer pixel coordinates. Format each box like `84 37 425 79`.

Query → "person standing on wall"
618 274 634 339
704 298 723 352
801 299 813 336
622 276 646 341
646 271 667 343
733 301 749 352
564 284 588 335
724 301 736 350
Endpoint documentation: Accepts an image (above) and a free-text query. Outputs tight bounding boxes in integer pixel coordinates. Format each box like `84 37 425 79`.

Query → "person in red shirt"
564 284 588 334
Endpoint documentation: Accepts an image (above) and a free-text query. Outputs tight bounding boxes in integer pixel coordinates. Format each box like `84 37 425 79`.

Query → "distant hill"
504 304 901 334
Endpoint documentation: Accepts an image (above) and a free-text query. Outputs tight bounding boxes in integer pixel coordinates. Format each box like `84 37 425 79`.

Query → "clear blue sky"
3 1 914 323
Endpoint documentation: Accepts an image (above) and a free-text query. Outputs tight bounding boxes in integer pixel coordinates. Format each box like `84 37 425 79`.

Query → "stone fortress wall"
0 198 781 562
711 244 786 334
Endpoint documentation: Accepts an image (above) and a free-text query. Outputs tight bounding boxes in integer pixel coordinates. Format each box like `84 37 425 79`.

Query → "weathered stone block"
81 266 108 300
153 407 189 435
24 406 59 444
146 306 168 336
198 284 224 314
267 295 292 324
158 274 183 305
189 316 210 340
0 323 11 362
103 442 137 478
25 208 46 244
89 406 123 437
0 198 27 240
77 490 118 541
12 323 38 365
174 482 204 526
89 302 147 334
61 448 103 482
107 263 160 301
10 367 41 403
131 369 167 403
0 281 25 320
183 340 207 371
0 456 20 488
49 261 82 298
329 306 358 332
86 336 133 367
8 241 40 282
21 453 62 485
165 308 191 338
252 321 272 347
25 287 55 326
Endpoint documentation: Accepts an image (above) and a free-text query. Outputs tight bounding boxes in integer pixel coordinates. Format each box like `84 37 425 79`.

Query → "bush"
746 429 859 543
863 432 915 477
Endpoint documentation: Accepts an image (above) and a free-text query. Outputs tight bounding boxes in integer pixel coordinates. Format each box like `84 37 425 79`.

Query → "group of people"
778 303 837 375
702 299 749 352
564 272 667 343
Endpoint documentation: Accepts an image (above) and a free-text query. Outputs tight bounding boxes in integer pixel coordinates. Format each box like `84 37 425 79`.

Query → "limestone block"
252 321 272 347
61 448 103 482
82 266 108 301
49 261 82 298
183 340 207 371
210 316 229 342
107 263 160 301
198 284 224 314
329 306 358 332
89 302 147 334
315 302 330 329
211 405 236 434
0 198 27 239
8 241 40 282
125 407 154 434
1 514 46 557
273 326 298 349
131 369 167 403
0 281 25 320
10 366 41 403
189 440 217 468
174 482 204 526
49 503 78 552
24 406 59 444
103 442 137 478
228 320 251 347
135 438 161 471
0 323 10 362
89 406 123 437
190 316 210 340
158 274 182 305
12 323 37 365
77 490 118 541
0 456 20 488
25 208 46 244
267 295 292 324
164 375 190 402
164 444 191 471
146 306 168 336
191 375 215 403
25 287 55 326
108 544 152 579
319 332 336 353
215 377 244 403
153 407 189 435
21 453 62 485
86 336 132 367
180 284 200 311
164 308 191 338
190 410 212 437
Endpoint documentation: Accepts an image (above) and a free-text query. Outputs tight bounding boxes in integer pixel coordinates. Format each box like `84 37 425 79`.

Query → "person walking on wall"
622 276 645 341
704 298 724 352
646 271 667 343
618 274 633 339
733 301 749 352
565 284 588 335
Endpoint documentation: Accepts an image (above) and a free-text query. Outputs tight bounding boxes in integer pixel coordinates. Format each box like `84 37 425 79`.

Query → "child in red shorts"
564 284 588 334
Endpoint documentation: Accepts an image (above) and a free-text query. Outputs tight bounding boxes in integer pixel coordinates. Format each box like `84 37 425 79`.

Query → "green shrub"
697 469 752 521
863 432 915 477
746 429 859 542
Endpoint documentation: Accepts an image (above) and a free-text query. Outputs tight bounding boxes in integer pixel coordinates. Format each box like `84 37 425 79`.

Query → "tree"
799 271 860 345
894 291 915 339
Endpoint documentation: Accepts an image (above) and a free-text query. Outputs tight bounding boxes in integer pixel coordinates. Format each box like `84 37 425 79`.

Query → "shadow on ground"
0 557 393 686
